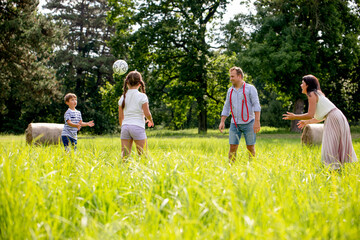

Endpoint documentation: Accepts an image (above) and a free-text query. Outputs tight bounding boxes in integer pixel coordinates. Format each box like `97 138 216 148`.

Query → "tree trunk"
197 97 207 134
291 98 305 132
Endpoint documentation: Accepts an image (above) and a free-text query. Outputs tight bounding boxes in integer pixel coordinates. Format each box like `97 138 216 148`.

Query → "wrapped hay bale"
26 123 64 145
301 124 324 146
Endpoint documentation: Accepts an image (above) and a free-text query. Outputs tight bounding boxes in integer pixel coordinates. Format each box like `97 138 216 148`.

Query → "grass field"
1 128 360 239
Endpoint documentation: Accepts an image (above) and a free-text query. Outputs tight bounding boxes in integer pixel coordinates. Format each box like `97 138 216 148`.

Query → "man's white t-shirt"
118 89 149 128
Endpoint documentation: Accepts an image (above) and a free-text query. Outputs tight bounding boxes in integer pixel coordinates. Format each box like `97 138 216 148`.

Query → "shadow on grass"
145 126 301 139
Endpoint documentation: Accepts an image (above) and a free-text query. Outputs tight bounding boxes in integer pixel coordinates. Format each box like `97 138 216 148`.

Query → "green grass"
0 132 359 239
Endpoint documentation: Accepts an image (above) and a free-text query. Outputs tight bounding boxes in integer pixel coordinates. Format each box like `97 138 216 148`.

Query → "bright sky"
38 0 252 21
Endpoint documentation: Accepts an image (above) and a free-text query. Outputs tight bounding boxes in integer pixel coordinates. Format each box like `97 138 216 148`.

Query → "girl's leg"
134 139 147 155
121 139 133 158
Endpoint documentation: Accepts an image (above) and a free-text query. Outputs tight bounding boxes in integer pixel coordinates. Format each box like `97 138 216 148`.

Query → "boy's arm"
66 120 81 130
80 121 94 127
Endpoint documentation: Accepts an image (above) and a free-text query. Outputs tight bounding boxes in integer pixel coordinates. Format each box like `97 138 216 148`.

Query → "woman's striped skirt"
322 108 357 169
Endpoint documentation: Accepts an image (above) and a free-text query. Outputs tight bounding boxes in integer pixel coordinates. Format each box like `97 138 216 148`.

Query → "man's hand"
219 121 225 133
253 121 261 133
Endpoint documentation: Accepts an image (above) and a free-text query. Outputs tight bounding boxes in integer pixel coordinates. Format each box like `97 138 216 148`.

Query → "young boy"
61 93 94 151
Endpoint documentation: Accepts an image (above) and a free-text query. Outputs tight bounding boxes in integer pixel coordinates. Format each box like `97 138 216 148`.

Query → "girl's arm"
282 92 317 120
142 102 154 127
297 118 324 130
119 106 124 126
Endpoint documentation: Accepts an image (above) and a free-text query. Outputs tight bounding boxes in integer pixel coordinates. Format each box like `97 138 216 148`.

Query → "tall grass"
0 133 359 239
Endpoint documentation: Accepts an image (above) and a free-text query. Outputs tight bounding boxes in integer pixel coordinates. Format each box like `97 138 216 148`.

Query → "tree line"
1 0 359 134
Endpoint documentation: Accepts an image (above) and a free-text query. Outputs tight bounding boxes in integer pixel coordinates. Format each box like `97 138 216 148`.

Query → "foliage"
0 0 64 133
109 0 232 133
224 0 360 130
1 134 359 238
44 0 117 133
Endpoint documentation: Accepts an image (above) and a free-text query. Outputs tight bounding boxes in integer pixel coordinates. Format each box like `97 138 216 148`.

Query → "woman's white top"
118 89 149 128
314 93 336 120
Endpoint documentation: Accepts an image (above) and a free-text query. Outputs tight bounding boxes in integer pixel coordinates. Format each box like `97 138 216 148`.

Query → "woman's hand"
282 112 296 120
297 120 308 130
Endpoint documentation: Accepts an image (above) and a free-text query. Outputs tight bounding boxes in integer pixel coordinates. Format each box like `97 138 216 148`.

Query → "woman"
283 75 357 169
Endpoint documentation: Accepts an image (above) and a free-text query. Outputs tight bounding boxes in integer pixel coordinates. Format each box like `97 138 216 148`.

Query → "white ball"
112 60 128 75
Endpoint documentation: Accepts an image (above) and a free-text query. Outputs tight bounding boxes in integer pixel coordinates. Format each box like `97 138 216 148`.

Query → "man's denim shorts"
121 124 147 140
229 120 256 145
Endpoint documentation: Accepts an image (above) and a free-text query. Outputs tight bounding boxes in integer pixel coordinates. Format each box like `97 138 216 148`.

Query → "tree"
109 0 230 133
0 0 64 133
225 0 360 131
44 0 117 133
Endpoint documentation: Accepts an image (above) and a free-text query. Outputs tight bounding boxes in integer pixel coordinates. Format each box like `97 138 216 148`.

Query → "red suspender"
230 82 249 128
230 88 237 127
241 83 249 122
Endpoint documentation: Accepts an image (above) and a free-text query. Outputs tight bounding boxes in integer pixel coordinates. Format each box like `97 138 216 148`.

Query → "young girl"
118 71 154 158
283 75 357 169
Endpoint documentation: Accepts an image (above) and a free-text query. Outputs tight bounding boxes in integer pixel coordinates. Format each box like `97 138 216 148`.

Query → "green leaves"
0 0 64 133
110 0 230 132
226 0 360 125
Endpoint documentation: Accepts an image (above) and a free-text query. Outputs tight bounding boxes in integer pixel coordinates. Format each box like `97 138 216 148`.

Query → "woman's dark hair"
302 75 320 96
121 71 146 109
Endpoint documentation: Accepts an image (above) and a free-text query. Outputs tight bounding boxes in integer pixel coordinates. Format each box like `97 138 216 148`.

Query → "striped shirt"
61 108 82 139
221 83 261 125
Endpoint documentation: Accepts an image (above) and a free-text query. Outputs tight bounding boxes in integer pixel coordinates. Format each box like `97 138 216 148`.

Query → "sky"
38 0 253 21
37 0 254 47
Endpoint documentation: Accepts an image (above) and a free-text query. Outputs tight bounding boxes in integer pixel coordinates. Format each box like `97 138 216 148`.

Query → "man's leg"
242 120 256 159
246 145 255 158
229 144 239 162
229 123 241 163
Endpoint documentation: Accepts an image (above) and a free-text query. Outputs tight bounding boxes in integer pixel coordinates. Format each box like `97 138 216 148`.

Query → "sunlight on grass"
0 133 359 239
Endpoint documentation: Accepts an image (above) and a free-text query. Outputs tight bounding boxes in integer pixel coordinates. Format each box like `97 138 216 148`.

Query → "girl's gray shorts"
120 124 147 140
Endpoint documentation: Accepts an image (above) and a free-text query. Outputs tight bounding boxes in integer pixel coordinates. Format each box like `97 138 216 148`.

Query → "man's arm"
251 86 261 133
254 111 261 133
219 90 230 133
219 115 227 133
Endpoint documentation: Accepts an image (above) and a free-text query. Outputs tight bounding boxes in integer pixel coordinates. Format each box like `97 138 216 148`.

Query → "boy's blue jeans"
61 136 77 151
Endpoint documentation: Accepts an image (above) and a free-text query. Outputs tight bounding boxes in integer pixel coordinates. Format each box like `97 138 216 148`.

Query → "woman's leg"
121 139 133 158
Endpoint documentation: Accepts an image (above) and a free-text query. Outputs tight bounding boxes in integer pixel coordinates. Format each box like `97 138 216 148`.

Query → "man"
219 67 261 162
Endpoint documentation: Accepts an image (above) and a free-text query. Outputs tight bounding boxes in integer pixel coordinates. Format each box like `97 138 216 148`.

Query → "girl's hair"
121 71 146 109
302 75 320 96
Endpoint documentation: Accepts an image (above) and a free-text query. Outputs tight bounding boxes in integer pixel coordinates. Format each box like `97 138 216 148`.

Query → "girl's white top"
118 89 149 128
314 93 336 120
